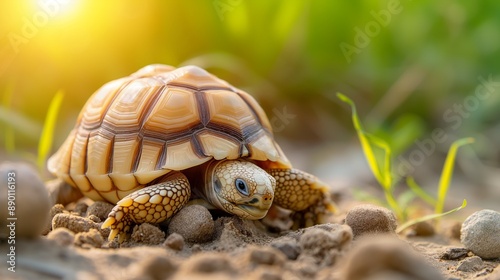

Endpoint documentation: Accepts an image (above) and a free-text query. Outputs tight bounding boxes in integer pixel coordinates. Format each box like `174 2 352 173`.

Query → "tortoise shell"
48 64 290 203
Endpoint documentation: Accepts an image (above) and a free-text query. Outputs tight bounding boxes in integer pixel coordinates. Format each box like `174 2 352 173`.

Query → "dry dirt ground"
1 197 499 280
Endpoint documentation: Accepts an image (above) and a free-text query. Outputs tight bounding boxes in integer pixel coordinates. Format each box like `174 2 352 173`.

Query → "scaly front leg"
102 172 191 242
267 168 335 228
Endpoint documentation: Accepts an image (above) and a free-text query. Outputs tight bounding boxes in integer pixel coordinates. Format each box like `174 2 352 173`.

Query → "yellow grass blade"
365 133 392 188
397 199 467 233
338 93 403 219
37 90 64 170
435 138 474 214
337 93 385 187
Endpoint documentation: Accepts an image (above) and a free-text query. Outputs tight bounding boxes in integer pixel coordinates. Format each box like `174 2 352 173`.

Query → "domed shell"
48 64 290 203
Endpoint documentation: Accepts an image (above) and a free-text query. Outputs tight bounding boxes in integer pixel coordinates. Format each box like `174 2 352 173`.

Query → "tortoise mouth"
239 204 269 220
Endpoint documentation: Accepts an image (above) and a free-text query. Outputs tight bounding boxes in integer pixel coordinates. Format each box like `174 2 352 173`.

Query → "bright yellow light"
35 0 79 19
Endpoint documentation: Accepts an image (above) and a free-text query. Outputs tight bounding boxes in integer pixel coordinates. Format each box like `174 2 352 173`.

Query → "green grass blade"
365 133 392 188
397 199 467 233
338 93 403 219
337 93 385 187
37 90 64 170
406 176 437 206
368 133 402 218
435 138 474 214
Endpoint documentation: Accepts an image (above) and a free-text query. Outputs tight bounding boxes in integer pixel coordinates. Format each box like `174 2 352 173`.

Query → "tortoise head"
205 160 275 219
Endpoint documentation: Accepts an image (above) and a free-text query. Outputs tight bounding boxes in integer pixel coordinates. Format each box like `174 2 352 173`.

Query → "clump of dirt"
130 223 165 245
52 212 110 238
340 234 445 280
167 205 215 243
46 227 75 246
344 204 398 238
86 201 114 222
75 228 105 249
163 232 185 251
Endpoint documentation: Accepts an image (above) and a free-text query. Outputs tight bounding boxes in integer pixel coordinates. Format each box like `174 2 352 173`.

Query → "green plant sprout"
337 93 403 219
337 93 470 232
37 90 64 170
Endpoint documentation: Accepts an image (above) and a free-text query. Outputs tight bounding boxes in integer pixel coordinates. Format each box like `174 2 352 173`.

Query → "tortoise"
48 64 334 242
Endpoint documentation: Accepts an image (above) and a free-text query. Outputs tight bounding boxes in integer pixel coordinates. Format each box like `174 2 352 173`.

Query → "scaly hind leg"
267 168 335 228
101 172 191 242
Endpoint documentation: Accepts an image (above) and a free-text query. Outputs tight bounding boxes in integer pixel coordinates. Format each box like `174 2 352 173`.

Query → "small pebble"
0 162 51 239
191 244 202 254
344 204 397 238
411 221 435 236
47 227 75 246
86 201 114 221
456 256 483 272
461 209 500 259
168 205 215 243
87 215 101 223
75 228 105 248
164 233 185 251
131 223 165 245
73 201 89 217
246 246 286 267
271 240 301 260
440 247 469 260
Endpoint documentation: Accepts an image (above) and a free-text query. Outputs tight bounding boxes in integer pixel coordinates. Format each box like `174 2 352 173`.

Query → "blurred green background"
1 0 499 208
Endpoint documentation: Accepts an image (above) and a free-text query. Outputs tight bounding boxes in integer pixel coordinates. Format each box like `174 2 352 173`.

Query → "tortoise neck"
201 159 227 209
183 159 227 208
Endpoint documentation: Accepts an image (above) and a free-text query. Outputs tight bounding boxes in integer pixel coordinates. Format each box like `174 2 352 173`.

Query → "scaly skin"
267 168 335 228
203 160 275 220
101 172 190 242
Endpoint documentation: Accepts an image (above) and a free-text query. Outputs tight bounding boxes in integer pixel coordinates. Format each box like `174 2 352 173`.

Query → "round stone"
168 205 215 243
344 204 398 238
461 209 500 259
0 162 51 239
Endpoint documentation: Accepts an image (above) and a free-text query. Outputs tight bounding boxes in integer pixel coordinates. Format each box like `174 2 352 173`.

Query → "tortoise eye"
235 178 249 196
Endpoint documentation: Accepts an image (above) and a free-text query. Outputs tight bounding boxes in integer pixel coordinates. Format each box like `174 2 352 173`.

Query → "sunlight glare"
35 0 79 18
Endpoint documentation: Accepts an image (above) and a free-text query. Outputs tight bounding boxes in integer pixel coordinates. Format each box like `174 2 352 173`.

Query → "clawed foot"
291 194 335 229
101 201 135 243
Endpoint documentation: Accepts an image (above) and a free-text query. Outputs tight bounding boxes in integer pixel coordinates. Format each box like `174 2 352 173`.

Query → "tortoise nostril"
262 192 273 202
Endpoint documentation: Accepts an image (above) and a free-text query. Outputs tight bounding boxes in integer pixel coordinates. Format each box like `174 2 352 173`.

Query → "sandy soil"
1 197 499 280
